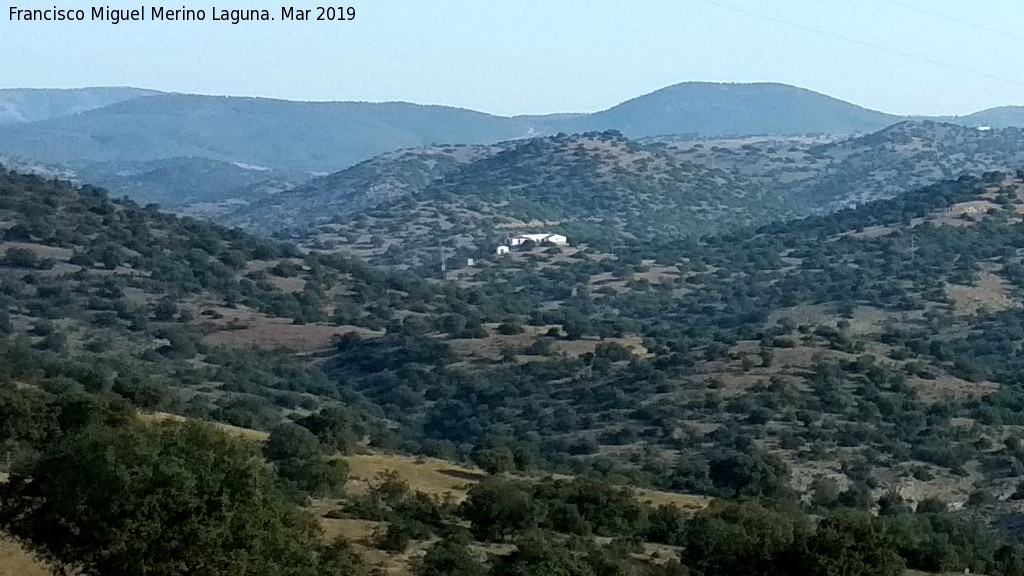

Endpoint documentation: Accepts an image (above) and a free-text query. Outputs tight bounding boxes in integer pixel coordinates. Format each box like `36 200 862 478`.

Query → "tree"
297 406 359 454
681 501 807 576
804 511 904 576
462 478 540 541
436 313 468 336
0 421 354 576
709 449 791 499
644 504 688 546
2 247 38 269
152 297 178 321
111 373 168 410
264 422 324 462
877 491 912 517
0 386 60 453
809 476 842 510
417 535 485 576
497 320 525 335
370 469 411 507
472 445 516 475
490 532 595 576
915 497 948 514
375 520 413 552
263 423 347 497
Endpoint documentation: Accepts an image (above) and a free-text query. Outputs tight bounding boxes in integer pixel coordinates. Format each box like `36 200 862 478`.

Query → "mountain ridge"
0 86 160 124
6 81 1016 123
559 81 900 137
2 82 1022 209
227 121 1024 246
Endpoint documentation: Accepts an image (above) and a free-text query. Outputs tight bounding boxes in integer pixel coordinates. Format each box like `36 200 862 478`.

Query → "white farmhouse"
508 233 568 247
496 245 511 255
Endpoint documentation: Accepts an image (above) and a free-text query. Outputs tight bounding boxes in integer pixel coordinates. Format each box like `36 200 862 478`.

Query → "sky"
1 0 1023 116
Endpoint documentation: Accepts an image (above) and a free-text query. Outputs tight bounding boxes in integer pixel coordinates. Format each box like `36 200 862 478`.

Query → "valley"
7 83 1024 576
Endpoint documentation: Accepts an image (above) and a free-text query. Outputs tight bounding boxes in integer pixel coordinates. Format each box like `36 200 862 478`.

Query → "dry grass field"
0 537 50 576
318 452 710 576
125 413 713 576
449 324 649 364
343 452 709 512
634 488 711 511
947 269 1018 315
185 298 382 352
136 415 708 514
202 321 379 352
344 453 488 501
137 412 271 441
0 242 74 261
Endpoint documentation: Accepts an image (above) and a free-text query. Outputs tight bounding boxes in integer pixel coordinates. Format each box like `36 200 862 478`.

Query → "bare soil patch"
908 375 999 402
450 324 648 363
0 242 73 261
186 300 381 352
345 453 483 501
267 276 307 294
947 270 1018 315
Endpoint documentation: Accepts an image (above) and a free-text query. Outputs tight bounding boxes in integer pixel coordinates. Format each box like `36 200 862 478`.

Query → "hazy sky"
2 0 1022 116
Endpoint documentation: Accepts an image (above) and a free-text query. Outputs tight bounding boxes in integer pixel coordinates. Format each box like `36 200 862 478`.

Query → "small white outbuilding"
496 245 510 255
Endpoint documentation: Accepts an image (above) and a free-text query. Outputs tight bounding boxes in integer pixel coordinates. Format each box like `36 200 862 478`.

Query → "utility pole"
439 239 447 279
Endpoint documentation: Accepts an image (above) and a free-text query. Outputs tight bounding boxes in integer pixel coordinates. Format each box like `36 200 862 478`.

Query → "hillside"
9 161 1019 498
0 87 158 124
658 121 1024 210
0 93 537 173
938 106 1024 129
275 168 1024 555
0 165 471 437
225 161 1024 519
10 164 1024 573
226 123 1024 269
565 81 899 137
231 143 510 230
75 156 308 206
230 131 793 267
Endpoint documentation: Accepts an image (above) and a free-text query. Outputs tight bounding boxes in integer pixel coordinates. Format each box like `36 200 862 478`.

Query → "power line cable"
877 0 1024 43
698 0 1024 89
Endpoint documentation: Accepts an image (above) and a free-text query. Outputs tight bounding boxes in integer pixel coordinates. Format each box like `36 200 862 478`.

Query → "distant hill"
3 83 1024 209
74 157 309 206
561 82 900 137
230 143 508 229
227 130 790 265
224 122 1024 266
937 106 1024 129
0 93 538 173
791 121 1024 208
656 121 1024 210
0 84 900 178
0 87 158 124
